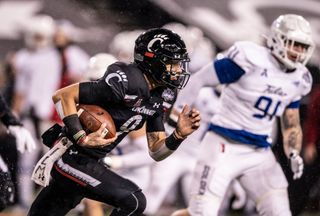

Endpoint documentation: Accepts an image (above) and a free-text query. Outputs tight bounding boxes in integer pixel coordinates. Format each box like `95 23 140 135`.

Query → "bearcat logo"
105 70 128 86
147 34 169 52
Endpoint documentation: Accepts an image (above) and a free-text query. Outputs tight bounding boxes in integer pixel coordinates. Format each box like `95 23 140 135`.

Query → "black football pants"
28 147 146 216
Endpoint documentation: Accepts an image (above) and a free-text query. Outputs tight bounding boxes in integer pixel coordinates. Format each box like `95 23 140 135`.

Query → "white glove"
289 149 304 180
8 126 37 153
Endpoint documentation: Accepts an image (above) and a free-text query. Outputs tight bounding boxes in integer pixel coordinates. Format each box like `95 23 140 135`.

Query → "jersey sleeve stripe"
286 100 300 108
214 58 245 84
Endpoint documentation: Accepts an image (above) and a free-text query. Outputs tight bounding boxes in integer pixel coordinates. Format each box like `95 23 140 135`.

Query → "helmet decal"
147 34 169 52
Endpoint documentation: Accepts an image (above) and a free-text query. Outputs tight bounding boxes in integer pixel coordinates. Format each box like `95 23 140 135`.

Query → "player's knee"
116 190 146 215
256 190 291 216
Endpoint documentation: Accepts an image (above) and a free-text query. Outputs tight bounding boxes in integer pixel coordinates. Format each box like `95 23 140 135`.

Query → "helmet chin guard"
267 14 315 69
134 28 190 89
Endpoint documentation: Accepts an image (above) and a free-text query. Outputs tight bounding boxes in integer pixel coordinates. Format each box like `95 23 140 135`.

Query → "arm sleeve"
173 61 220 112
146 115 165 132
174 58 245 112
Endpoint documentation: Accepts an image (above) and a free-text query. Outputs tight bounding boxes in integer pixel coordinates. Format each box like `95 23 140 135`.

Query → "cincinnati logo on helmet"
147 34 169 52
105 70 128 86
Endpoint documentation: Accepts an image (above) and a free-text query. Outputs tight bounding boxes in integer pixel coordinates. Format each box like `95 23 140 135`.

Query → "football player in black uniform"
0 93 36 211
28 28 201 216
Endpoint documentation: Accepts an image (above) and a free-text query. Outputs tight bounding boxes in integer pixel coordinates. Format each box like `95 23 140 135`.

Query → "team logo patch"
162 88 175 101
105 70 128 86
260 69 268 77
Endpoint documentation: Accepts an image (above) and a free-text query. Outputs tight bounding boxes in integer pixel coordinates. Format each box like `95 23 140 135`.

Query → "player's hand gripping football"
79 123 117 148
289 149 304 180
175 105 201 139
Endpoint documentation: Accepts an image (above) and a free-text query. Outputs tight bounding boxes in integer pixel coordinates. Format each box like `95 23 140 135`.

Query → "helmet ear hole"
134 28 190 89
267 14 314 69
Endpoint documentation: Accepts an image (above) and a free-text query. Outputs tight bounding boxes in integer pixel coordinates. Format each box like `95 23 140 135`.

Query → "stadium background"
0 0 320 215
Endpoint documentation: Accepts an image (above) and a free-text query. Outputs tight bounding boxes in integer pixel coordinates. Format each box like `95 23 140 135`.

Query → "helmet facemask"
267 14 315 70
158 53 190 89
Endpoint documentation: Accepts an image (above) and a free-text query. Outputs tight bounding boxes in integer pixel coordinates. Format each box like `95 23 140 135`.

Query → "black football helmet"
134 28 190 89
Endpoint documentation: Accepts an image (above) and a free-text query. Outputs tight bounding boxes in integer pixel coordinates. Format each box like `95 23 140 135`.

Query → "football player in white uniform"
171 14 315 216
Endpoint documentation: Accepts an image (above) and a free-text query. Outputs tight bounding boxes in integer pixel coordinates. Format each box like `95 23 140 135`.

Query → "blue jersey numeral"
253 96 281 120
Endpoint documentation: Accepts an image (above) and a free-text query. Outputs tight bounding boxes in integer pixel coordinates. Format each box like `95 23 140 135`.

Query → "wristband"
165 130 185 150
62 114 85 142
75 130 87 145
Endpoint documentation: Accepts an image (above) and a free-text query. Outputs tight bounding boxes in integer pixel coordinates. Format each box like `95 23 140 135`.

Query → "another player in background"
144 23 217 215
12 15 59 211
0 93 36 211
13 16 89 211
171 14 314 216
51 19 90 123
53 19 90 87
28 28 200 216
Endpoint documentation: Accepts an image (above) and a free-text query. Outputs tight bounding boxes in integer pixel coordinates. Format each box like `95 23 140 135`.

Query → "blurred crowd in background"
0 0 320 215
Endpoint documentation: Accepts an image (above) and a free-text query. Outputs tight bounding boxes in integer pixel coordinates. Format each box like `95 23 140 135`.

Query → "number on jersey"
253 96 281 120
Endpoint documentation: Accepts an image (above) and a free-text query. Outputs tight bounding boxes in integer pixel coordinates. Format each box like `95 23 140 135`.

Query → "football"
76 104 116 139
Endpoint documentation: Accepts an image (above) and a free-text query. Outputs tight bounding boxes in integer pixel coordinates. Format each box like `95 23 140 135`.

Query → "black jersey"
77 62 177 158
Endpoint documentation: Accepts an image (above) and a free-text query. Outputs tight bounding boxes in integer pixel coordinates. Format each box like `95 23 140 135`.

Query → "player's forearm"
147 131 184 161
147 131 169 161
53 83 87 143
282 126 302 157
52 83 80 118
281 108 302 157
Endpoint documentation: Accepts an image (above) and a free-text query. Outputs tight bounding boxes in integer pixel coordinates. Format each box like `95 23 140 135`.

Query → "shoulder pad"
229 41 273 71
299 67 313 96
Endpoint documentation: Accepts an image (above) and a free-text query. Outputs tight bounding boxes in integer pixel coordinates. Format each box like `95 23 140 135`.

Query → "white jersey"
14 47 61 120
210 41 311 146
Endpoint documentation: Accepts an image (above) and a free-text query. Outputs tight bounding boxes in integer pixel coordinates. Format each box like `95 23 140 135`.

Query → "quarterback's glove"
289 149 304 180
8 126 36 153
